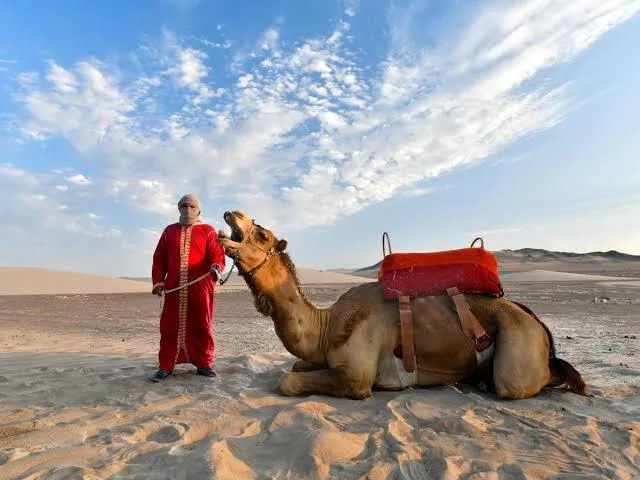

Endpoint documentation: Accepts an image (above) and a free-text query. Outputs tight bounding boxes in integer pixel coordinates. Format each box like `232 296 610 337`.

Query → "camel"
217 210 588 400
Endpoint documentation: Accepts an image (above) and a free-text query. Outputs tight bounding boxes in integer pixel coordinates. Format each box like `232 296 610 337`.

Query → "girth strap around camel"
446 286 495 366
397 295 416 372
393 288 495 373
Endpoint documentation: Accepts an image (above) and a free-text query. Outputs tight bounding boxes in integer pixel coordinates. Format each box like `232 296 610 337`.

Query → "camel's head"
217 210 288 275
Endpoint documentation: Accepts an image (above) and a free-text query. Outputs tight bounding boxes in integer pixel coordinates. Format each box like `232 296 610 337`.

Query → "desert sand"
0 267 374 296
0 268 151 296
0 266 638 479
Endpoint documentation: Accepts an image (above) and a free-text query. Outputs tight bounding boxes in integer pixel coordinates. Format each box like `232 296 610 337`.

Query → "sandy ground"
0 278 639 479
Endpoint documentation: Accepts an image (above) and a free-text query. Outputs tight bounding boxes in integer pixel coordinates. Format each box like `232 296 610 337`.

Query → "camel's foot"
347 389 373 400
463 368 495 394
477 381 490 393
291 360 326 372
279 370 373 400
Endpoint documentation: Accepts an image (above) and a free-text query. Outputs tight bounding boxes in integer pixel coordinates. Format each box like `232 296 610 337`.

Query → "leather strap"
398 295 416 372
446 287 493 353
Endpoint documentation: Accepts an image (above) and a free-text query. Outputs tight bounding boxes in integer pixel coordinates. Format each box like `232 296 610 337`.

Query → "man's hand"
152 285 164 296
210 264 222 281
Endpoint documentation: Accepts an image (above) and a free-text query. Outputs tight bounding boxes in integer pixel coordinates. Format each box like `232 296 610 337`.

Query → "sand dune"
0 266 375 296
501 269 633 282
0 267 150 296
217 267 376 286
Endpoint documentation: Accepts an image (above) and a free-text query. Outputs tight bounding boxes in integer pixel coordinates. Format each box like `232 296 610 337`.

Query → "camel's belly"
374 352 417 389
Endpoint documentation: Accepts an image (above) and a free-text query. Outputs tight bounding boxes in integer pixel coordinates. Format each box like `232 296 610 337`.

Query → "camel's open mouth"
217 211 249 254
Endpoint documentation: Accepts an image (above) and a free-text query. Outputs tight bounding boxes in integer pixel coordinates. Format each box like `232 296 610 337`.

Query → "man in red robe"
150 194 226 382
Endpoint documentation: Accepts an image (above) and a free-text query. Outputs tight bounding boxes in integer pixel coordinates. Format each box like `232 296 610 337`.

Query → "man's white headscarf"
178 194 202 226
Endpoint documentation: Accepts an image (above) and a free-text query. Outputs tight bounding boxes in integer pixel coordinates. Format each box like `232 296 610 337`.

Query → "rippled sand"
0 280 638 479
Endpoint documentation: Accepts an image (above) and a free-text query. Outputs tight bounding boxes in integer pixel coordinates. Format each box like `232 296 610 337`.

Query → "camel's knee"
279 372 304 396
279 368 373 399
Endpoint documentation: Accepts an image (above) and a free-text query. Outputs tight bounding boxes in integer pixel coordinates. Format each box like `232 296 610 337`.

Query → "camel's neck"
249 257 330 364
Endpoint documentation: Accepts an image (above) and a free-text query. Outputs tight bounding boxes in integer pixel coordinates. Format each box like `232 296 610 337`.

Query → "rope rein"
159 271 212 310
218 260 237 285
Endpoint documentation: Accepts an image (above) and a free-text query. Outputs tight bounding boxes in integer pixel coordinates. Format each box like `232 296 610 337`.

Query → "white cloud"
200 38 232 49
17 71 38 85
0 162 165 275
8 0 640 237
105 178 177 214
65 174 91 185
161 35 219 106
1 163 119 239
260 27 280 51
345 0 357 18
45 62 78 93
172 47 208 90
21 60 135 151
237 74 253 88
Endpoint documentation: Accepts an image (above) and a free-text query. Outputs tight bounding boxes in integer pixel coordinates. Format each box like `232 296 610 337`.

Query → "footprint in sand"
147 424 187 443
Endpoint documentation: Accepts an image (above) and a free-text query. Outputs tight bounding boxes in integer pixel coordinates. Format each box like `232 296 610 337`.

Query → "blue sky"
1 0 639 277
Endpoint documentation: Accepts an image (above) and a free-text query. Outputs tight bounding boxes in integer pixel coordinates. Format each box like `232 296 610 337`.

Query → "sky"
1 0 639 277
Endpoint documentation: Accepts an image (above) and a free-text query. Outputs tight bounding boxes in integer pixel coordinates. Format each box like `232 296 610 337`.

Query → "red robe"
152 222 226 370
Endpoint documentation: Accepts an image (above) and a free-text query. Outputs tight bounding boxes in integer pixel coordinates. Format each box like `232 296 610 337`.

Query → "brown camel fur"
217 210 588 400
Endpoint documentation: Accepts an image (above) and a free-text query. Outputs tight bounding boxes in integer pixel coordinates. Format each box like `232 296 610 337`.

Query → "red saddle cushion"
378 245 503 300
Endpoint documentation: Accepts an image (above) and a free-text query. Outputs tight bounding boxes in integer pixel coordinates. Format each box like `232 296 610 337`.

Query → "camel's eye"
257 230 268 241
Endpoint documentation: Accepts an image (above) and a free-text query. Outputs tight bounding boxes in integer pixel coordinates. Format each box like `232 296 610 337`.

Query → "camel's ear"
276 239 288 252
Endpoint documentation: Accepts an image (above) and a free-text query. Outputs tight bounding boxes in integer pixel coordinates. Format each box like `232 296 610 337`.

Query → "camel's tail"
548 357 589 396
511 300 589 396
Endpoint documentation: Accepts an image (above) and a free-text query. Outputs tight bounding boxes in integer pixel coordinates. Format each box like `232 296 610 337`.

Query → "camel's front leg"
280 367 373 400
291 359 327 372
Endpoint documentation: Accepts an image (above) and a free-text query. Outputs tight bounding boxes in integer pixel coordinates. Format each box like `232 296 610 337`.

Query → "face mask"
179 206 200 225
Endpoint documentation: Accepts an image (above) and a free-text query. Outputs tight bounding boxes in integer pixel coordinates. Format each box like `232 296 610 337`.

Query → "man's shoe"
196 367 217 378
150 369 173 382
